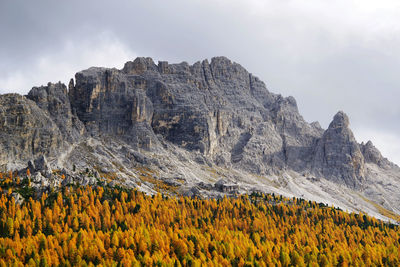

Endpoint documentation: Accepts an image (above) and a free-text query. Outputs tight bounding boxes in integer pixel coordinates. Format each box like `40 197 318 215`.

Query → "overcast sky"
1 0 400 164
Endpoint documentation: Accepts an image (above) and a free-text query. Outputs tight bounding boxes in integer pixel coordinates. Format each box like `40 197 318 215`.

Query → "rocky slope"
1 56 399 222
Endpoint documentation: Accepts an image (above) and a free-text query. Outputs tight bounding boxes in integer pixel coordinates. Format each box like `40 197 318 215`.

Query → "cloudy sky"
1 0 400 164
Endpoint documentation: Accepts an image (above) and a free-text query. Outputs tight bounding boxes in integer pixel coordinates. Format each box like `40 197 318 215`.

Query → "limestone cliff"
313 111 365 188
27 82 85 143
1 56 400 220
65 57 325 176
0 94 63 169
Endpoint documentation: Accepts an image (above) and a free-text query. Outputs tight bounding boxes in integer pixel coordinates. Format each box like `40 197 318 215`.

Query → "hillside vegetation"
0 174 399 267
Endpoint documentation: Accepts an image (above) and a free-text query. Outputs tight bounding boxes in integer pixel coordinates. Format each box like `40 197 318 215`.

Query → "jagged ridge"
0 56 399 220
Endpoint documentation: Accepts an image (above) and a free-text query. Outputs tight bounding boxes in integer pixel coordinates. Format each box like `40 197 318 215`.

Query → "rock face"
0 94 63 170
27 82 85 143
68 65 156 148
1 57 399 205
67 57 323 176
361 141 394 169
313 111 365 188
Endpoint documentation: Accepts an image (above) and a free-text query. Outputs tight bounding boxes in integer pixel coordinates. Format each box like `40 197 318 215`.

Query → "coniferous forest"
0 173 399 266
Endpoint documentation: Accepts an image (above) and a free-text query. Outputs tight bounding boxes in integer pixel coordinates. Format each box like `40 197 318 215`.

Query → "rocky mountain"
312 111 366 188
1 56 399 222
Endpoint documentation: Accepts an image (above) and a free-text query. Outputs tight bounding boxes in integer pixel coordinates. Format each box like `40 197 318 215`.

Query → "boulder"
11 192 24 205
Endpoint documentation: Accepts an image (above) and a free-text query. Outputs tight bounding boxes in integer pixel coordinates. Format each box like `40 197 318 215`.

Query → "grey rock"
108 180 120 187
31 172 49 189
27 82 85 143
62 175 75 186
182 186 201 197
312 111 365 188
11 192 24 205
122 57 158 74
0 94 63 169
68 67 157 149
132 151 148 164
93 169 100 178
34 155 51 175
100 167 112 173
361 141 394 169
194 155 207 165
197 182 213 190
0 56 399 210
66 56 323 178
161 178 182 187
79 176 97 186
27 160 35 174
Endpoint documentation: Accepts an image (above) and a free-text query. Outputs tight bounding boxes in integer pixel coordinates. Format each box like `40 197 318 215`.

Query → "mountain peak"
122 57 157 74
361 140 394 169
0 56 399 221
313 111 365 188
210 56 233 66
329 111 350 128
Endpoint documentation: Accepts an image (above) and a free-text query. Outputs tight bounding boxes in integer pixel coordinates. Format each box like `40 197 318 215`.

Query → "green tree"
280 248 291 267
6 217 14 237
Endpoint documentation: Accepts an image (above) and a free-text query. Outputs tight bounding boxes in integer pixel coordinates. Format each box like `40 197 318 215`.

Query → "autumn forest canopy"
0 177 399 266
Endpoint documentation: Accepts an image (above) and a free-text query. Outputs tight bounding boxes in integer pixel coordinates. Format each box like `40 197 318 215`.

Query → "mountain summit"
0 57 399 221
313 111 366 188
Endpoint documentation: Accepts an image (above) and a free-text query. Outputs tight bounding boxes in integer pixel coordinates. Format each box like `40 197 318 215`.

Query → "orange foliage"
0 187 398 265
